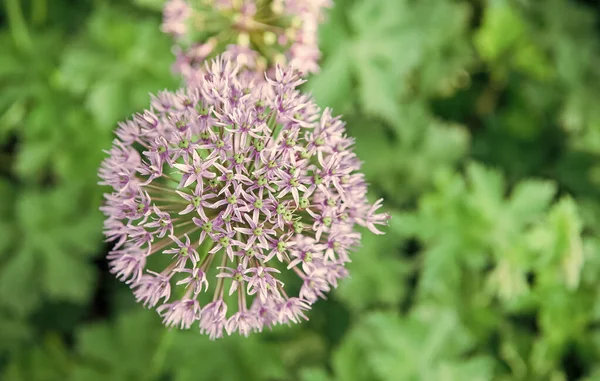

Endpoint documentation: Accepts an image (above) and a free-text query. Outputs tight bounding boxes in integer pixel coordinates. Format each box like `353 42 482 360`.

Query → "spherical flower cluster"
99 57 389 339
161 0 331 82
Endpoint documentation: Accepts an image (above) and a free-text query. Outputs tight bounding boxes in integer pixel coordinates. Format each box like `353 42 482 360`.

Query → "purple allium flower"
161 0 331 82
99 57 389 339
161 0 191 37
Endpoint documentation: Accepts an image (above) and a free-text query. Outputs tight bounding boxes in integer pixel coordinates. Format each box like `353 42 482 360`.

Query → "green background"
2 0 600 380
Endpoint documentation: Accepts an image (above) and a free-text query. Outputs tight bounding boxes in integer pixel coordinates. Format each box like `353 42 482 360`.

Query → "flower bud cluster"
162 0 332 82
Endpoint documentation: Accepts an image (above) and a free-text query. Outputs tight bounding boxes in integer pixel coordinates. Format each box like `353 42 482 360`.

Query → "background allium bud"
162 0 332 82
99 57 389 339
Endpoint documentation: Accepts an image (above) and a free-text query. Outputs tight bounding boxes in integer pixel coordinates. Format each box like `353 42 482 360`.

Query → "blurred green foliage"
1 0 600 380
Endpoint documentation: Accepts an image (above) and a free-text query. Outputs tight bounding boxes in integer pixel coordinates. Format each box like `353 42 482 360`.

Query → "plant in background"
6 0 600 379
98 56 388 339
161 0 331 83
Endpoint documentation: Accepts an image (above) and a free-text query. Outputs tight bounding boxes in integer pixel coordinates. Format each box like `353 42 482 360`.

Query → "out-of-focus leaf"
310 0 472 125
474 1 526 62
0 186 102 315
59 5 178 130
0 313 31 356
167 331 288 381
508 180 557 221
86 80 128 127
306 46 352 113
14 139 55 179
335 232 408 311
330 310 494 381
300 367 333 381
474 1 553 81
1 334 72 381
133 0 166 12
0 246 40 315
348 105 469 203
71 310 163 381
536 197 584 289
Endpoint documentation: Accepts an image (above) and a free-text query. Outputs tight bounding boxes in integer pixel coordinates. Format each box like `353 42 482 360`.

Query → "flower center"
313 174 323 185
293 221 303 233
176 120 187 130
277 241 286 252
192 196 201 208
202 222 213 232
253 140 265 151
276 204 286 214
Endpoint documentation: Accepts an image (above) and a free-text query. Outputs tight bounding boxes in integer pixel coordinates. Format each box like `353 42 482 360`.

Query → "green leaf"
331 310 494 381
71 310 164 381
0 180 17 259
0 313 32 355
59 5 177 131
14 139 55 179
508 179 557 222
0 246 40 315
1 334 72 381
348 104 469 203
336 232 408 311
0 186 102 313
167 332 288 381
41 238 96 302
133 0 166 12
355 0 471 119
306 46 352 113
58 46 107 95
465 162 505 215
539 197 584 289
86 80 128 127
300 367 333 381
474 1 526 61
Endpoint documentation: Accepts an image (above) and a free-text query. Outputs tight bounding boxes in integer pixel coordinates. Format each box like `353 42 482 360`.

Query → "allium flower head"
99 56 389 339
162 0 331 81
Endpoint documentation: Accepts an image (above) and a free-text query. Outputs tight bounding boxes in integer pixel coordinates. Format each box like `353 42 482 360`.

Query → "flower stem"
5 0 32 52
148 327 175 380
31 0 47 26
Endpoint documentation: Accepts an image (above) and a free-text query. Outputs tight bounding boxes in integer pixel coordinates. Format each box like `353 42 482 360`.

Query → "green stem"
148 327 176 380
146 234 210 380
5 0 32 52
31 0 47 26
